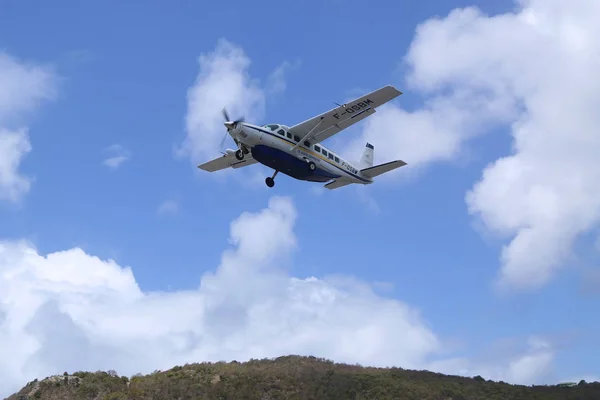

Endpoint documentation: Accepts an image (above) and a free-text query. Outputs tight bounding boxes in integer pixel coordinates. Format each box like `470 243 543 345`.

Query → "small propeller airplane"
198 85 407 189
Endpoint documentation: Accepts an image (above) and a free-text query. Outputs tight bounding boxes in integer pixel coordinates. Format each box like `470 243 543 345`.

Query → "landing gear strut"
265 170 278 188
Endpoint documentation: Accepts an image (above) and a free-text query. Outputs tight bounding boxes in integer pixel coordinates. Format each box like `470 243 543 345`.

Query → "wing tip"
383 84 403 96
394 159 408 168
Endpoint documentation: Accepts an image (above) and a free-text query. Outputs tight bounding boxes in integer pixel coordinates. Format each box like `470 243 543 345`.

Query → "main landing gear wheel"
308 161 316 171
235 149 244 160
265 170 278 188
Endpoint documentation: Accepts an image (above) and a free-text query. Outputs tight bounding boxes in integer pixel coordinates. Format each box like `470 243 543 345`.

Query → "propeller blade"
222 108 230 122
218 128 230 154
221 107 244 130
220 131 228 149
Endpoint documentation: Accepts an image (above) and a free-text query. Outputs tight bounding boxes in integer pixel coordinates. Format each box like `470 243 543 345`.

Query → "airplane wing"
288 85 402 145
197 149 258 172
324 177 353 190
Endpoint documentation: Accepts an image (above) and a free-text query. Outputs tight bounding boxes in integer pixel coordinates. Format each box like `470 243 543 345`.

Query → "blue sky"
1 0 599 395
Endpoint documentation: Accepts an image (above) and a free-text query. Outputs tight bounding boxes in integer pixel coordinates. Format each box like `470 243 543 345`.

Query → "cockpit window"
264 124 279 131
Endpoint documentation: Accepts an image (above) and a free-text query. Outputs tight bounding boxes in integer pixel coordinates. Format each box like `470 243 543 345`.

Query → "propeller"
222 108 245 129
219 107 245 154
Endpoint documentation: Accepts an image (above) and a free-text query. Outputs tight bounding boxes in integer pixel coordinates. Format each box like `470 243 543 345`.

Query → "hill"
5 355 600 400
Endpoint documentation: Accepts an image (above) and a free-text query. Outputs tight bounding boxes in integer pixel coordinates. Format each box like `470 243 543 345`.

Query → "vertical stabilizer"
359 142 374 169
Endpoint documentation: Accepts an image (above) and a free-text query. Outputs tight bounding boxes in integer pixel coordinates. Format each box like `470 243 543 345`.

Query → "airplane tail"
324 143 406 190
325 158 407 190
358 142 407 179
358 142 374 169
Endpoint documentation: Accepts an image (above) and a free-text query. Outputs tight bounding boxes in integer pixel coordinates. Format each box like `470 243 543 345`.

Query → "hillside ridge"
6 355 600 400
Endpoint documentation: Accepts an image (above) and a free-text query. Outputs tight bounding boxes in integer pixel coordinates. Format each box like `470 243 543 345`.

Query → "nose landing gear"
265 170 278 188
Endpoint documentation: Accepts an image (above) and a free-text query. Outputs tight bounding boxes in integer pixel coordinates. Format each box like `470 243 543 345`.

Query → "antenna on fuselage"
333 102 347 108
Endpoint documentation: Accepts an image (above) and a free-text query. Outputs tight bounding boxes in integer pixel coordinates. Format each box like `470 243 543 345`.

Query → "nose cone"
224 121 234 129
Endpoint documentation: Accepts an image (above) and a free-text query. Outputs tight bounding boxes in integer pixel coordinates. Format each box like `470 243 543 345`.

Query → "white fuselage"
230 122 373 185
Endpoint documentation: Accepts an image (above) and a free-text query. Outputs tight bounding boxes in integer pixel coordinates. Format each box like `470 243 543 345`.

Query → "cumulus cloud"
430 337 555 385
0 196 436 396
0 52 57 125
0 128 32 202
343 93 516 175
0 196 576 397
177 38 293 169
102 144 131 170
346 0 600 290
177 39 266 164
0 52 57 203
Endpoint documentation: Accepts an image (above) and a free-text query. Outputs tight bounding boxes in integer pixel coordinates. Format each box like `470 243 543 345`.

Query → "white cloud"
343 94 516 175
429 337 555 385
177 39 293 169
0 52 57 125
346 0 600 290
266 60 299 95
0 52 57 203
0 128 32 203
102 144 131 170
0 196 578 396
177 39 266 164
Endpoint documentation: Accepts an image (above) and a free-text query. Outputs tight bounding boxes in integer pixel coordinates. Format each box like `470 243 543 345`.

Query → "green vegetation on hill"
6 355 600 400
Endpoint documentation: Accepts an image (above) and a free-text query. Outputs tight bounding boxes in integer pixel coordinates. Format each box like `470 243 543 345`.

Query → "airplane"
197 85 407 189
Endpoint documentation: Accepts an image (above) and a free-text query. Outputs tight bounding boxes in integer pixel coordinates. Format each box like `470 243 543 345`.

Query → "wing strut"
289 116 325 151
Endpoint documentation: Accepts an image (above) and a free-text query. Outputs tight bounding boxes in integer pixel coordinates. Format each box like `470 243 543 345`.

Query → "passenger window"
294 135 300 142
322 150 328 157
287 132 292 139
277 129 285 136
328 153 334 160
314 145 321 152
335 156 339 163
304 140 311 147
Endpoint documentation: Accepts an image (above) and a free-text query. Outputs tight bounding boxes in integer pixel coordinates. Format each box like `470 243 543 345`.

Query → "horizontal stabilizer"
360 160 406 178
324 178 353 190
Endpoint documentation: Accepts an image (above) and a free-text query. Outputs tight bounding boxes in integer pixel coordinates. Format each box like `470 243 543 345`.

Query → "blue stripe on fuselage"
245 125 370 183
250 145 339 182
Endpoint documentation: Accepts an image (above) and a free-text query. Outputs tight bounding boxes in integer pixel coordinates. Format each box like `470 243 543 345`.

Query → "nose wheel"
265 170 278 188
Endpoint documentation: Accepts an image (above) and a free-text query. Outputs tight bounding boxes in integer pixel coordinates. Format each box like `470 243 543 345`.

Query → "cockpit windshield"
264 124 279 131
